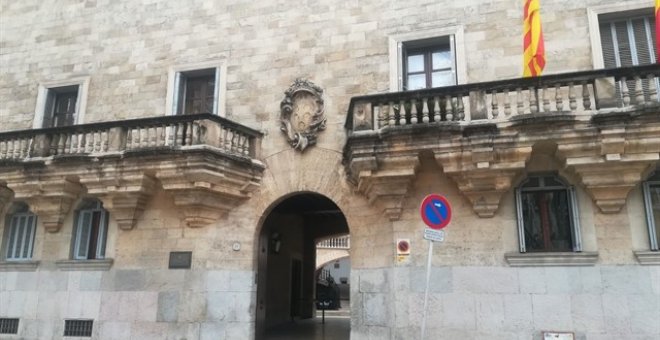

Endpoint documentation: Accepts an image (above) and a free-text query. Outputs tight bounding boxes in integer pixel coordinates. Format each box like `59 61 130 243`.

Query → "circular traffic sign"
397 240 410 252
420 194 452 230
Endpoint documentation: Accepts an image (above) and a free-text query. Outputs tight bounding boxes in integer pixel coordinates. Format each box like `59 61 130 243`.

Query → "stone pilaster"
0 185 13 214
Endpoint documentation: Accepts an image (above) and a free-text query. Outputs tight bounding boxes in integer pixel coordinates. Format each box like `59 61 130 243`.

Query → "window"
72 199 108 260
0 318 19 334
166 62 226 117
596 8 659 100
388 27 465 91
515 174 582 252
599 11 657 67
33 78 89 129
2 203 37 261
643 171 660 250
175 68 217 115
64 319 93 337
44 85 79 127
402 37 456 90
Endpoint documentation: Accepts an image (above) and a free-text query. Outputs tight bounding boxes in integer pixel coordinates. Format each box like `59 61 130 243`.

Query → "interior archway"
255 192 350 339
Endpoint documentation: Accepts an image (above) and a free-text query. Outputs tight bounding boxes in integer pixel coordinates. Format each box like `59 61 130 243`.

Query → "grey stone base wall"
0 269 255 340
352 266 660 340
2 266 658 339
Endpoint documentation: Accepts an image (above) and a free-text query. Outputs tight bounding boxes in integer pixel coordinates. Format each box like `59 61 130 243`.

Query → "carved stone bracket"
353 156 420 221
557 125 660 213
558 150 658 213
280 78 326 151
80 173 157 230
9 178 82 232
436 146 532 217
157 158 263 227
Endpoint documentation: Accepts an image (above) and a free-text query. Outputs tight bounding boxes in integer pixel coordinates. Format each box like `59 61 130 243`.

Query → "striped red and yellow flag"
523 0 545 77
655 0 659 60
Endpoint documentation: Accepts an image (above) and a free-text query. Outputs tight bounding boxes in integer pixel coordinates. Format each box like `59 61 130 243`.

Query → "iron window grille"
0 318 19 334
515 174 582 253
64 319 93 337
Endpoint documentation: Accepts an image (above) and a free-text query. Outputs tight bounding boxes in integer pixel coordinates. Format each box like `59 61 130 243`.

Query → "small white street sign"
423 228 445 242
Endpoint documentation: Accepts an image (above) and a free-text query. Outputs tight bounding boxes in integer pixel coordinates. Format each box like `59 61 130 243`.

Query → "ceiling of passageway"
268 193 349 238
273 193 342 215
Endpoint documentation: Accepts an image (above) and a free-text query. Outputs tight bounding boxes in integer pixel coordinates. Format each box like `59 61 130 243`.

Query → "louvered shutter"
599 14 659 102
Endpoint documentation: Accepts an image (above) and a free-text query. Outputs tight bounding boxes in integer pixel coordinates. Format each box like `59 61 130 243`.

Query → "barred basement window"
0 318 19 334
643 171 660 250
515 174 582 252
64 319 93 337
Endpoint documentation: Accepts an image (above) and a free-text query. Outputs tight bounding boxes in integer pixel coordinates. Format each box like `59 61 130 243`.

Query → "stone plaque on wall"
168 251 192 269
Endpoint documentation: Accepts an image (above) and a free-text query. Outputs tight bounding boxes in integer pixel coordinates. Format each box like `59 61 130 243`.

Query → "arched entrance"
255 192 350 339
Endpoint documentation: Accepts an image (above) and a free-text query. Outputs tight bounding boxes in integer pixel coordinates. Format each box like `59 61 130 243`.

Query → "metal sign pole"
420 239 434 340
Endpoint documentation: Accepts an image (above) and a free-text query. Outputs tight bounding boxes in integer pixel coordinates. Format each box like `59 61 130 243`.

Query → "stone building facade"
1 0 659 339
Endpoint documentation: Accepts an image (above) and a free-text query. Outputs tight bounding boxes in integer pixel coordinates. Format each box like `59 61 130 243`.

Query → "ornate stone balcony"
344 65 660 220
0 113 264 229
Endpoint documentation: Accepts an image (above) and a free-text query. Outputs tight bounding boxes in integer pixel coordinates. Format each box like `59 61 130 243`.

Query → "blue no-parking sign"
419 194 453 340
419 194 452 230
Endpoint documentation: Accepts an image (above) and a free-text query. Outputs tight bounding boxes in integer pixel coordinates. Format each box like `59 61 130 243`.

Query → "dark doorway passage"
255 192 350 340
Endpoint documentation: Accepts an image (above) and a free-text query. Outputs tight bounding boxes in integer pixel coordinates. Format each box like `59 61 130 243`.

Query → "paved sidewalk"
264 300 350 340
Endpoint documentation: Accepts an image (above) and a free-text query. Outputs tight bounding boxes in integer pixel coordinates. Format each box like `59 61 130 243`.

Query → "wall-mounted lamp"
270 232 282 254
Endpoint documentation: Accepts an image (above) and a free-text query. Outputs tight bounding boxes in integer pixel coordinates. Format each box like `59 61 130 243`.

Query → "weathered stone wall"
0 0 642 133
1 0 659 339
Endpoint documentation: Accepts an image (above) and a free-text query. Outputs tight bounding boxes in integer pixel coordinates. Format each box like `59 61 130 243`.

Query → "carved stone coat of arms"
280 79 326 152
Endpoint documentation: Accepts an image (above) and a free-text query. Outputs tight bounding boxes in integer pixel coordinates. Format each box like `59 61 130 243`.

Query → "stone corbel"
436 146 532 217
10 179 82 232
557 127 660 213
558 152 658 213
157 162 262 227
354 155 419 221
80 173 157 230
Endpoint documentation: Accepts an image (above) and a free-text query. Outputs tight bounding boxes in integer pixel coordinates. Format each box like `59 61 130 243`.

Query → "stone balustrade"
344 65 660 220
0 113 261 161
317 235 351 249
0 114 265 229
347 64 659 131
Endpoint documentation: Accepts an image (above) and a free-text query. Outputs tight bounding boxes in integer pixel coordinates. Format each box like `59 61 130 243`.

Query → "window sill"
633 250 660 265
0 260 39 272
55 258 113 271
505 251 598 267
